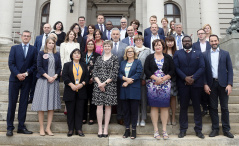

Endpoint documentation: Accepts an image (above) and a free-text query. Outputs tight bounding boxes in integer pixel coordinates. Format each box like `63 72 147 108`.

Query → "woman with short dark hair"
52 21 66 46
93 29 104 55
62 49 89 137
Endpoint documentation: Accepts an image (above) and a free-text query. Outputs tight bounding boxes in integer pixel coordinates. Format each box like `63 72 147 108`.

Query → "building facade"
0 0 234 44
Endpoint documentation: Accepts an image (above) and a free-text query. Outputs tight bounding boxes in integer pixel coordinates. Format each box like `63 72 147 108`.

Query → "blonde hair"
49 33 58 41
44 37 57 54
123 46 138 60
202 24 212 35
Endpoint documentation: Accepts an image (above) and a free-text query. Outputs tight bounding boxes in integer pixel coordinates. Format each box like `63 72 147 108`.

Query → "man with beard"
173 36 205 139
203 35 234 138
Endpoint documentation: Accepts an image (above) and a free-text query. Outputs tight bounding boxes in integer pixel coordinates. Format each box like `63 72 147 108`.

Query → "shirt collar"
22 43 29 47
211 47 220 53
44 33 49 37
184 48 192 53
176 33 183 37
151 33 159 37
121 28 126 30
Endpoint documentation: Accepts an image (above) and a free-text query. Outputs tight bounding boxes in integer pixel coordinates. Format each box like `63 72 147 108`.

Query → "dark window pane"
174 5 180 15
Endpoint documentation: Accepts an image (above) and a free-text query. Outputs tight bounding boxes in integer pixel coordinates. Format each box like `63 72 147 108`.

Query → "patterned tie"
108 30 111 40
23 45 27 58
130 37 133 46
100 24 103 32
177 35 182 50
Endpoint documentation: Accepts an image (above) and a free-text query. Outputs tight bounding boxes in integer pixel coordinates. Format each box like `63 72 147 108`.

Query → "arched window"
164 3 181 23
40 3 50 35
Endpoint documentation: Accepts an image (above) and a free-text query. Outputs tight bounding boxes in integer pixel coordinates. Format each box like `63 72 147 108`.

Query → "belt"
213 78 218 81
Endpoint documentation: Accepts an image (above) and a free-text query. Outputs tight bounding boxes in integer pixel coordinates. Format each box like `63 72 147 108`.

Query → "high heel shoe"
98 134 103 138
123 129 130 138
130 129 136 139
102 134 108 138
45 130 54 136
67 130 73 137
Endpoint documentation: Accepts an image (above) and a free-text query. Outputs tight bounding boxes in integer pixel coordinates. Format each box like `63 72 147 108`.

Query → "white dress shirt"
98 23 105 32
106 30 112 40
81 26 85 37
150 34 160 53
211 47 220 79
22 43 29 57
199 41 207 52
42 33 48 48
120 28 127 40
175 33 184 50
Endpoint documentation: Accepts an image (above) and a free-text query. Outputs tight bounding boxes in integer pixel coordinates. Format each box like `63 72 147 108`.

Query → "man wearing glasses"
119 18 127 40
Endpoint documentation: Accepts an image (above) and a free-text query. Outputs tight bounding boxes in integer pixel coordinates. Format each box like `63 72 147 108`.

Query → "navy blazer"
173 49 205 87
36 51 62 81
62 61 89 101
192 41 211 52
144 27 165 38
203 48 233 88
94 24 107 40
143 34 165 49
82 26 88 37
34 35 43 52
8 44 38 82
122 37 135 46
118 59 143 100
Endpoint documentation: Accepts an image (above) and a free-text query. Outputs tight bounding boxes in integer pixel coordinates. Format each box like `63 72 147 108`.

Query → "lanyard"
85 53 93 64
73 63 80 76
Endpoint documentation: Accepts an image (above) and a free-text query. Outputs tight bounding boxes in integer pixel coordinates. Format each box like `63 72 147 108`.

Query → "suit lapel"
219 49 222 63
19 44 25 58
128 60 136 77
208 50 211 66
25 45 32 59
121 61 127 76
69 62 74 83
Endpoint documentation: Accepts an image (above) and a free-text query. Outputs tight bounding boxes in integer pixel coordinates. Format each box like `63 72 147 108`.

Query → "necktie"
45 34 48 42
130 37 133 46
23 45 27 58
108 30 111 40
112 42 117 55
186 49 190 53
100 24 103 32
177 35 182 50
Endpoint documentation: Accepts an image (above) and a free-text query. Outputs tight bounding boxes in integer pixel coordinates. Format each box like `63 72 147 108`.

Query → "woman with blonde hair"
202 24 212 41
31 37 62 136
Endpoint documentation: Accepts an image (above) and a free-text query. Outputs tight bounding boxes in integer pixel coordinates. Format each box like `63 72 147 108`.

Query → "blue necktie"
23 45 27 58
177 35 182 50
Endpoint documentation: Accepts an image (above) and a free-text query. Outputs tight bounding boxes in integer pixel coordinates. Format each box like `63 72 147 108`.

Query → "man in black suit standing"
7 30 37 136
204 34 234 138
78 16 88 37
95 14 107 40
173 36 205 139
105 21 113 40
144 15 164 38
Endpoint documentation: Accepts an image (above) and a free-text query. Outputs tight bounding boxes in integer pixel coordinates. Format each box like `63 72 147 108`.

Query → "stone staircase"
12 0 23 43
0 44 238 145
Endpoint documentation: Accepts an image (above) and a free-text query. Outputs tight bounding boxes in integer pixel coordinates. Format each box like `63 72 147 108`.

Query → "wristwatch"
25 72 28 77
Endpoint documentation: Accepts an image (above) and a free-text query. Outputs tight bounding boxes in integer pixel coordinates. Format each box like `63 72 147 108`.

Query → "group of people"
6 14 234 140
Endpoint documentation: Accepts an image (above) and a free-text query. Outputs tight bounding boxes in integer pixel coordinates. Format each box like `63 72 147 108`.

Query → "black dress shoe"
102 134 108 138
98 134 103 138
28 99 33 104
17 128 33 134
196 132 205 139
6 130 13 136
67 130 73 137
88 121 94 125
178 131 186 138
77 130 85 137
223 131 234 138
209 130 219 137
201 110 208 117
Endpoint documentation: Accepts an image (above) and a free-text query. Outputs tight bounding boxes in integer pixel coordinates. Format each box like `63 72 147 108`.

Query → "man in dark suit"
6 30 37 136
29 23 52 103
204 34 234 138
144 23 165 53
171 23 186 50
173 36 205 139
144 15 164 38
111 27 128 125
122 26 134 46
105 21 113 40
193 29 211 117
78 16 88 37
95 14 107 40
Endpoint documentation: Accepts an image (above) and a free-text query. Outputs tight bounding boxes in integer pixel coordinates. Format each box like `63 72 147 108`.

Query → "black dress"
52 31 66 46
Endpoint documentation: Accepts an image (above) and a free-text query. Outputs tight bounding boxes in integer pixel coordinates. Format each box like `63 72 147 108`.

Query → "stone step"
0 121 239 135
0 133 237 146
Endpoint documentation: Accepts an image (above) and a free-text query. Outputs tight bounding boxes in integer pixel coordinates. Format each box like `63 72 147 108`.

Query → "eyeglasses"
135 39 142 42
121 22 126 24
198 33 205 35
22 35 31 38
87 43 94 46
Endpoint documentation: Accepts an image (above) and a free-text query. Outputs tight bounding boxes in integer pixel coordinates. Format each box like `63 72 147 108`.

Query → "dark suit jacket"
36 51 62 81
144 27 165 38
203 48 233 88
143 34 166 49
8 44 38 82
94 24 107 40
192 41 211 52
173 49 205 87
82 26 88 37
122 37 135 46
118 59 142 100
125 31 142 38
62 61 89 101
77 35 84 52
34 35 43 52
144 53 175 79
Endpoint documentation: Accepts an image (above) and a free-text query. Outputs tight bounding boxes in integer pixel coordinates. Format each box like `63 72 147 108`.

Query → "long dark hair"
164 36 177 55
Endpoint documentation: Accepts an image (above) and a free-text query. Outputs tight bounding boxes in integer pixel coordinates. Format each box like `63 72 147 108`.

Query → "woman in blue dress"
144 39 175 140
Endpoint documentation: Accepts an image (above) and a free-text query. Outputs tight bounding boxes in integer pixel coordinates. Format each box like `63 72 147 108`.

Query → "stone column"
0 0 15 44
201 0 221 37
78 0 87 20
48 0 68 30
147 0 164 27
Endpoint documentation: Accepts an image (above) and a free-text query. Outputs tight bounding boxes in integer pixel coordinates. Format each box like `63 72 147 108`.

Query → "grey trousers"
138 85 147 120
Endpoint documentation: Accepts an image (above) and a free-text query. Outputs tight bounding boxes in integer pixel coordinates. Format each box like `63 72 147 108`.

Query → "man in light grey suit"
171 23 186 50
111 27 128 125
